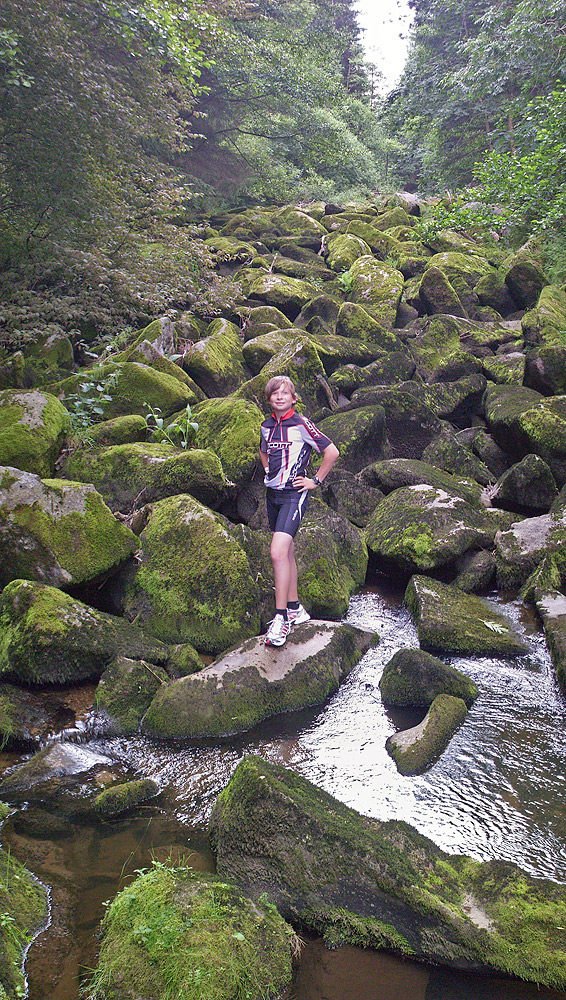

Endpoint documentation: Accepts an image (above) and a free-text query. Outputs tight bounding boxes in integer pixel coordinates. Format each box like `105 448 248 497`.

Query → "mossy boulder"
0 390 69 477
503 246 549 309
329 353 415 396
374 389 444 461
275 206 328 237
62 443 226 514
361 459 482 506
525 346 566 395
247 272 318 319
379 647 478 707
348 256 404 327
94 656 170 735
0 846 48 1000
521 285 566 348
509 397 566 485
210 755 566 986
335 302 403 350
142 622 375 739
430 350 483 383
0 467 137 589
294 502 368 618
193 396 264 486
345 220 407 259
365 486 495 577
239 305 293 340
87 867 293 1000
236 336 331 418
86 413 148 447
0 579 171 686
413 266 468 318
535 590 566 694
484 383 544 456
422 432 493 486
325 233 372 271
241 330 293 373
94 778 159 818
396 375 487 427
309 332 386 374
183 318 249 396
294 294 340 337
121 494 260 654
491 454 558 514
316 406 386 473
470 430 510 479
408 315 464 378
482 352 525 385
54 362 196 420
405 575 528 656
475 270 516 315
0 682 56 748
495 509 566 588
204 235 259 262
386 693 468 775
453 549 496 593
322 472 383 528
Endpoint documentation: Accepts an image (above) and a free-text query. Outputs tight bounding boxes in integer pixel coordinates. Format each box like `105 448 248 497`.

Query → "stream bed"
4 579 566 1000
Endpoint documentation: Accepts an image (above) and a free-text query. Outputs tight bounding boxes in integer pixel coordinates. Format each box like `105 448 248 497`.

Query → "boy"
259 375 339 647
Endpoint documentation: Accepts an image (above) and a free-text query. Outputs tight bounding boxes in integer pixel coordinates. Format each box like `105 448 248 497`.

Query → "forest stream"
4 577 566 1000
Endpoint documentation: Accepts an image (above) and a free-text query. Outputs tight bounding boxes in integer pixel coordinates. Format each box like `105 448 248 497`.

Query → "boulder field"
2 193 566 992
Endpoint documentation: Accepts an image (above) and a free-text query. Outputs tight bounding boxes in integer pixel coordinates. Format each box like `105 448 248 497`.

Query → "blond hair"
264 375 297 402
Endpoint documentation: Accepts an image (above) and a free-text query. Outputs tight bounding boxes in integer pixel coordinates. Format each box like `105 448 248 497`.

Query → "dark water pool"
4 582 566 1000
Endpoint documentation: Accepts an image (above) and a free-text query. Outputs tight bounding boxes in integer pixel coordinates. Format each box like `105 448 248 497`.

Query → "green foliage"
64 373 119 432
144 402 199 449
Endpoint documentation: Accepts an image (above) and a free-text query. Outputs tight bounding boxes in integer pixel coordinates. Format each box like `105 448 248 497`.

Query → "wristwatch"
312 475 322 487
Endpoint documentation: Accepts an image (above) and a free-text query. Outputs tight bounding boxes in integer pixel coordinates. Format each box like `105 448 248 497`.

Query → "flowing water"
4 579 566 1000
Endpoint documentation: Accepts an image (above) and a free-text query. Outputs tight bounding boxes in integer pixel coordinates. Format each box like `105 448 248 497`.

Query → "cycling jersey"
260 408 332 490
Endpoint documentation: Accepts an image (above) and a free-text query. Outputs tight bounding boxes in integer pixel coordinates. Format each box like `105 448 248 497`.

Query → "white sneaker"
288 604 311 626
265 614 290 647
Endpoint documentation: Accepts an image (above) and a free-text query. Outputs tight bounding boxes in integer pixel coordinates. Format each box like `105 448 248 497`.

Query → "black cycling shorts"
266 488 308 538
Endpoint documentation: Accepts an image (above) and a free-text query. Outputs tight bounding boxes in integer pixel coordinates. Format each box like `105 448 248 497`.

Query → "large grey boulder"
142 622 375 738
495 509 566 588
209 756 566 987
0 389 69 477
386 693 469 775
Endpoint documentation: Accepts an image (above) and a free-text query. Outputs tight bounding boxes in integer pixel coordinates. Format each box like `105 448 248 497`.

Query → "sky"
354 0 413 92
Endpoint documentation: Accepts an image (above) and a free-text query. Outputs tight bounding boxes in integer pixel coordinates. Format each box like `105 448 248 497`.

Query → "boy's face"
269 383 296 415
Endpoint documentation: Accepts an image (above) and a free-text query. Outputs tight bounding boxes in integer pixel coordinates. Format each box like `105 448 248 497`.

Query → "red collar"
272 407 295 421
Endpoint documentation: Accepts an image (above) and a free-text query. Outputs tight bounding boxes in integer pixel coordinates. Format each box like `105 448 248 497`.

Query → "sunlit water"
6 581 566 999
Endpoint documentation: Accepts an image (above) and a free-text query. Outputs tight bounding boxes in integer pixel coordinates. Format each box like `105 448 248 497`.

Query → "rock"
0 467 137 589
422 431 493 486
325 232 372 271
522 286 566 349
430 350 484 382
386 693 468 775
275 206 328 237
482 352 525 385
0 846 48 999
62 442 226 514
535 590 566 694
361 459 482 506
54 361 197 420
241 329 294 373
192 396 264 487
503 246 549 309
510 396 566 486
247 271 319 319
0 389 69 477
379 647 478 707
322 472 383 528
470 430 510 479
408 315 463 377
309 332 387 374
365 486 496 576
94 656 170 735
0 351 25 391
0 741 113 797
184 318 250 396
316 406 386 473
453 550 496 593
239 305 293 341
209 755 566 987
0 682 88 749
475 270 516 315
395 375 487 428
294 502 369 618
348 256 405 327
94 778 159 817
0 579 171 686
294 294 340 336
491 454 558 515
89 868 293 1000
413 266 468 317
142 621 375 738
370 389 443 461
329 353 415 396
495 509 566 588
204 235 259 262
86 413 148 447
121 494 260 654
336 302 403 351
405 575 528 656
236 336 332 418
484 383 544 457
525 346 566 395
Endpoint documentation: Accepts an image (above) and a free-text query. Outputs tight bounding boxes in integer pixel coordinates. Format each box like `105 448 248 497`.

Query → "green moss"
87 865 293 1000
386 693 468 775
0 390 69 477
95 656 169 735
193 397 264 485
53 362 193 420
0 846 48 998
379 647 478 707
185 319 249 396
94 779 159 818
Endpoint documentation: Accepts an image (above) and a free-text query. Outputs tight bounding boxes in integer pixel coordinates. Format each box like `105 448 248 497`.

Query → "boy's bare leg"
271 531 295 609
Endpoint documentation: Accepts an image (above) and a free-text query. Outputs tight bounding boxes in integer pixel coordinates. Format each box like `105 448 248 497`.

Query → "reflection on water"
5 581 566 1000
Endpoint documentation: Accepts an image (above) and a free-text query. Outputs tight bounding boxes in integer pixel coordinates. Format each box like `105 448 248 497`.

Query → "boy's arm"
259 450 268 471
293 441 339 491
